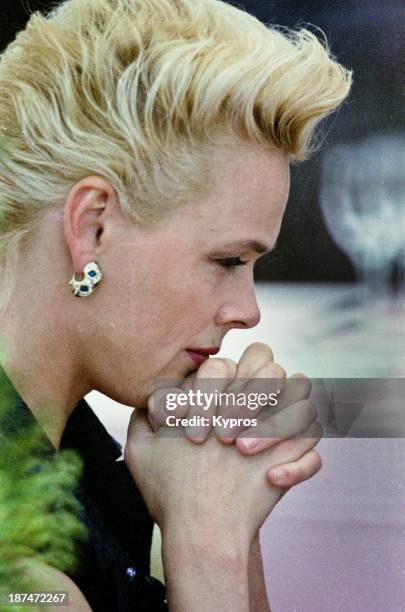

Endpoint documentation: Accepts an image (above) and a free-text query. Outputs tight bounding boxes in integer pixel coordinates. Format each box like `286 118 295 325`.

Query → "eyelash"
215 257 248 271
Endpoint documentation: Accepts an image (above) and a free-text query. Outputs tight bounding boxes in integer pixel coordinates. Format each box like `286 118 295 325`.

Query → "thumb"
127 408 153 442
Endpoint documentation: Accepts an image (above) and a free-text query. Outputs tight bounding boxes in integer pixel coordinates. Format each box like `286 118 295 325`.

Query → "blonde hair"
0 0 352 312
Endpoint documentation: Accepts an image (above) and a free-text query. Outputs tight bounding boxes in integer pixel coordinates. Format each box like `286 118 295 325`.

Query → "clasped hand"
125 343 322 540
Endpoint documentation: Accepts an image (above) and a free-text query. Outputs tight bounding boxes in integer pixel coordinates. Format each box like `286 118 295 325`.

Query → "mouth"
185 346 220 366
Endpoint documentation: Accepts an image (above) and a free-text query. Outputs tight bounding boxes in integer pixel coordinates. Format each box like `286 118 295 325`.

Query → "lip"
185 347 220 366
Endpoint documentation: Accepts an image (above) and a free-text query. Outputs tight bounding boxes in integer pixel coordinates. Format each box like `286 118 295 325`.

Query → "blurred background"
1 0 403 284
244 0 405 285
1 3 405 611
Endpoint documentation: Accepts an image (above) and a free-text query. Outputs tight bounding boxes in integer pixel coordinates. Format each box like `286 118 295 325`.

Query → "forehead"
127 142 291 253
183 143 290 245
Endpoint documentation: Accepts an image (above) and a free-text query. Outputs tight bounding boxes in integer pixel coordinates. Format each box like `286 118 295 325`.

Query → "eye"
214 257 248 271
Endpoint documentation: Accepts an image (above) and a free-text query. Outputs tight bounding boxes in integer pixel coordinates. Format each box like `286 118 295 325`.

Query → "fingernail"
186 427 206 443
269 467 288 483
240 438 260 451
189 437 205 444
220 436 235 445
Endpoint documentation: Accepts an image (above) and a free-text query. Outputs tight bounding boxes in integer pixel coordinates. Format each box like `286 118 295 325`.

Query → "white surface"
219 282 405 377
86 391 132 448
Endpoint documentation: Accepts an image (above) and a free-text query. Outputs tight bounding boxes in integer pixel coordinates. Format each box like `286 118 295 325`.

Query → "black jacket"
0 368 167 611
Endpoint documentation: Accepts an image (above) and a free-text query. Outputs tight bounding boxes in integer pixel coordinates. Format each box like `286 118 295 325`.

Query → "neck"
0 299 91 449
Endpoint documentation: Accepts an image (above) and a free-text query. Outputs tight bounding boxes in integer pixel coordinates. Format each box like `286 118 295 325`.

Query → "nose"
214 283 261 330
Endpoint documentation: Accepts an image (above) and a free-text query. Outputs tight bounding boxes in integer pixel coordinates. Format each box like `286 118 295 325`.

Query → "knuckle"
218 358 237 379
313 450 322 471
304 449 322 476
239 342 274 371
294 464 304 482
147 394 156 413
270 362 286 381
198 357 228 378
291 373 312 397
302 399 317 423
248 342 274 360
154 387 182 415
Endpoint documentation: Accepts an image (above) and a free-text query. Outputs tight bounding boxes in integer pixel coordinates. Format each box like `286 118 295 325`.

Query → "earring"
69 261 103 297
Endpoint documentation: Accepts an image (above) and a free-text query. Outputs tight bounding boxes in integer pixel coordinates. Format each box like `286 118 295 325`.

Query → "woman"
0 0 351 609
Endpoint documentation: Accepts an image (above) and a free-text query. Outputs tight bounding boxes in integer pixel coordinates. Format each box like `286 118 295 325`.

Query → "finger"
183 358 236 443
233 361 286 401
235 342 274 379
262 419 323 463
206 358 237 381
180 358 236 393
180 370 198 394
233 372 310 451
148 387 189 431
266 449 322 487
127 407 154 441
236 399 318 454
276 373 312 411
217 361 286 442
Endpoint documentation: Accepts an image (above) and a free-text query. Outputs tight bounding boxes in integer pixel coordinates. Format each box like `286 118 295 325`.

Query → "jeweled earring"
69 261 103 297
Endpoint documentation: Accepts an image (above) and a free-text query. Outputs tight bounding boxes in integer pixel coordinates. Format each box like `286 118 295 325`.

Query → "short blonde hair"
0 0 351 312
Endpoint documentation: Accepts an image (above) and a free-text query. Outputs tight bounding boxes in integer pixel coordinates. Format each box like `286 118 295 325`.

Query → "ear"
63 176 120 273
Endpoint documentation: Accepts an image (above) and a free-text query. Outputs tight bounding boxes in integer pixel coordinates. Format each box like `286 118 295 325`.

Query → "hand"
219 343 323 489
125 405 299 545
148 342 323 491
125 404 287 611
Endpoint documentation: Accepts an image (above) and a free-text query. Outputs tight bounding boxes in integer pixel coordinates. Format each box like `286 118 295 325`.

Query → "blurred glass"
320 134 404 306
380 134 405 298
319 133 405 373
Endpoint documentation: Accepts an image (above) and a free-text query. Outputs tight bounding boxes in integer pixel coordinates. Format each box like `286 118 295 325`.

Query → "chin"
154 363 197 386
94 379 150 410
102 358 196 408
131 396 149 409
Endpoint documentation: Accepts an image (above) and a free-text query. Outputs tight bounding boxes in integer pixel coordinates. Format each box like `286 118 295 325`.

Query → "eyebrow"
220 239 277 255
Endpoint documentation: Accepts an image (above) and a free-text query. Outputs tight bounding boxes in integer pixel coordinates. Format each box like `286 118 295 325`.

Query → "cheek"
109 255 218 351
154 293 212 340
149 270 215 324
97 286 218 397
